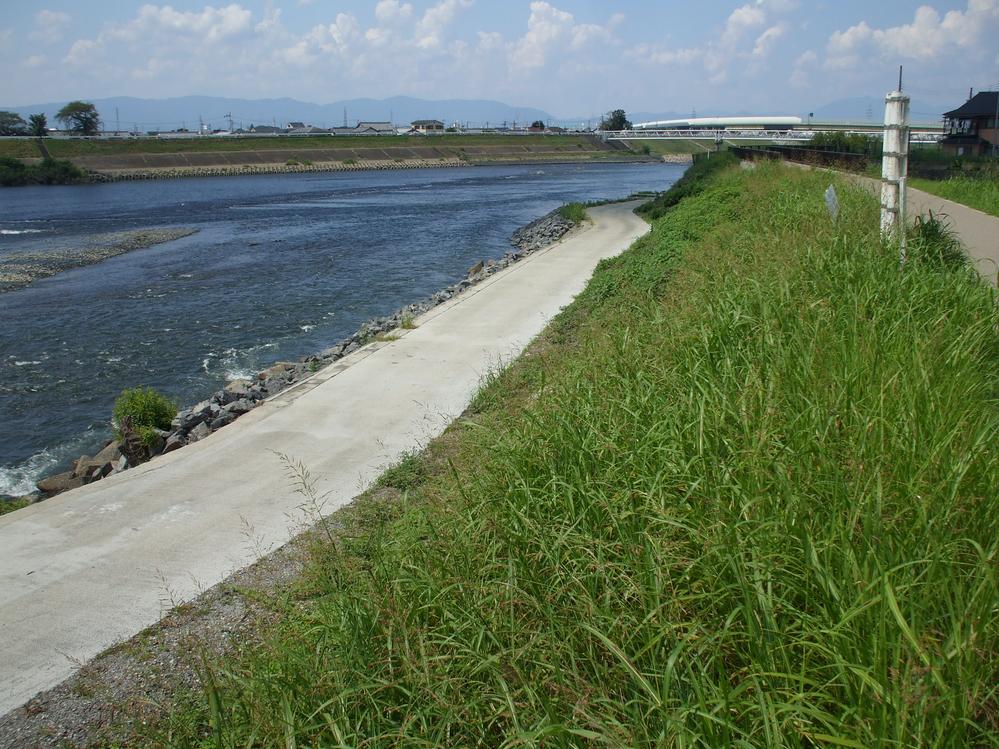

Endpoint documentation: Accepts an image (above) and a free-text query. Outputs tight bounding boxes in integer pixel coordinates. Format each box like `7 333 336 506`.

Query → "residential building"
940 91 999 157
410 119 445 133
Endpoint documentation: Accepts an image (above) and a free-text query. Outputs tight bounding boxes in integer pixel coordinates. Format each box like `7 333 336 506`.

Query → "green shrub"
557 202 587 224
908 211 968 268
112 387 177 447
0 156 85 186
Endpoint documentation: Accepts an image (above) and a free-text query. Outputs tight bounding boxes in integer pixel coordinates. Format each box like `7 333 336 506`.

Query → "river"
0 161 685 495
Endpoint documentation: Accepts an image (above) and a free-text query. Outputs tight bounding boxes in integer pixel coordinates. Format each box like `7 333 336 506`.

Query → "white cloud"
826 0 999 68
509 2 621 70
64 38 100 66
789 49 816 87
631 1 792 83
375 0 414 25
753 23 787 57
476 31 503 52
23 54 48 68
0 29 11 51
721 4 766 47
511 2 573 68
29 10 72 45
415 0 471 50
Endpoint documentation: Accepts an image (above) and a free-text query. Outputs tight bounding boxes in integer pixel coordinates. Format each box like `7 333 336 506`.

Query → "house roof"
412 119 444 126
944 91 998 118
356 121 394 131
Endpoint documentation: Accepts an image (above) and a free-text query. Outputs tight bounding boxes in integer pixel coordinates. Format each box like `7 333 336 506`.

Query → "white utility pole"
880 68 911 263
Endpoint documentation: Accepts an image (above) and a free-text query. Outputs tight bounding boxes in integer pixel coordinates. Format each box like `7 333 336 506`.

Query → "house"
354 121 395 135
410 119 445 134
940 91 998 157
248 125 284 134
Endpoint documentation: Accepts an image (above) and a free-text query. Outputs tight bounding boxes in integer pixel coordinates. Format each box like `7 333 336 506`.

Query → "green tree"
56 101 101 135
28 113 48 137
599 109 632 131
531 119 546 130
0 111 27 136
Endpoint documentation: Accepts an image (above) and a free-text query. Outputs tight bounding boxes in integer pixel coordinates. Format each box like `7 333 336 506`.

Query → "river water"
0 161 685 494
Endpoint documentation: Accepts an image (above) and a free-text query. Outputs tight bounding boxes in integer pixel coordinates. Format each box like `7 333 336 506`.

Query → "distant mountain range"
2 95 555 131
2 94 956 132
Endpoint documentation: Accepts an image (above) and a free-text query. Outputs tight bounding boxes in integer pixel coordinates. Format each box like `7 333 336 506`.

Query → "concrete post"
880 90 911 261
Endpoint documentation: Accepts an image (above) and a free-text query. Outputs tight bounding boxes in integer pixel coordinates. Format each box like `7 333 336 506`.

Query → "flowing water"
0 161 685 494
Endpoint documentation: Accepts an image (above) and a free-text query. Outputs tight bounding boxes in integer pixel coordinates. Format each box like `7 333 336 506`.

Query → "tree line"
0 101 101 137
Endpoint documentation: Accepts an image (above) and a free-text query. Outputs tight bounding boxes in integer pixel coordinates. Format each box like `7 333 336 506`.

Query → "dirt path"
0 202 650 717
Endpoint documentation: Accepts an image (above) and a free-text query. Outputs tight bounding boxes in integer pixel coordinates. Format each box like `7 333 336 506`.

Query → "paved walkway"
905 185 999 285
0 202 650 715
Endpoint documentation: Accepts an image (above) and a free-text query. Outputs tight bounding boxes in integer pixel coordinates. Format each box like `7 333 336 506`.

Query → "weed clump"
557 202 587 224
112 387 177 447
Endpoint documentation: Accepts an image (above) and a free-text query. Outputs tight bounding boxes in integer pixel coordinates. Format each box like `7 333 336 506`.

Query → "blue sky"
1 1 997 116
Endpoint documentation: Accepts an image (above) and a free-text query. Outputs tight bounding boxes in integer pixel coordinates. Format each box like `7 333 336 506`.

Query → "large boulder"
224 379 254 396
187 422 211 443
36 472 86 496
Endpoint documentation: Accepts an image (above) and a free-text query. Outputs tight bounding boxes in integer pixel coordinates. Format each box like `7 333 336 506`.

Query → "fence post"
880 90 910 263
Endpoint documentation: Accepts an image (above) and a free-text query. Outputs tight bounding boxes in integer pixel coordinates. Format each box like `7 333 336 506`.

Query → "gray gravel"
0 228 198 293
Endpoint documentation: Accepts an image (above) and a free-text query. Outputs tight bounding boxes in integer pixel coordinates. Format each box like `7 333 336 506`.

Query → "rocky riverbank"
0 228 199 293
8 208 581 506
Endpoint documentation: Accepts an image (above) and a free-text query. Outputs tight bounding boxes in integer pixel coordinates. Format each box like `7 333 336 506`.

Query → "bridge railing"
604 129 942 143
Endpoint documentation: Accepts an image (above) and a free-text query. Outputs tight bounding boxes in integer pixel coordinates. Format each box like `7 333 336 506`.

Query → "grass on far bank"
911 175 999 217
143 159 996 748
0 134 603 160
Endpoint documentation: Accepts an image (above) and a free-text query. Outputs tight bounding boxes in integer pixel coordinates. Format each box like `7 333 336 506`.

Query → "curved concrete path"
905 185 999 285
0 202 650 715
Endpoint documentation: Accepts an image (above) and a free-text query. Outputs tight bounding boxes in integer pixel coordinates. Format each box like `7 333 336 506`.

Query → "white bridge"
604 128 942 144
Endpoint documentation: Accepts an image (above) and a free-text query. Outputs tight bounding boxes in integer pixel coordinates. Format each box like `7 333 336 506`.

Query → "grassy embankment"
0 134 613 159
148 157 996 747
911 175 999 217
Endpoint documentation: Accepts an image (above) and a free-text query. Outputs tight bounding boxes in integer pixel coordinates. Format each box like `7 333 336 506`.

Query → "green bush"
112 387 177 447
557 202 587 224
908 211 968 268
0 156 85 186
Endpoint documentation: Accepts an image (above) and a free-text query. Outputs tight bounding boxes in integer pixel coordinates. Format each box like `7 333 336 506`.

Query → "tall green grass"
910 175 999 217
163 162 996 748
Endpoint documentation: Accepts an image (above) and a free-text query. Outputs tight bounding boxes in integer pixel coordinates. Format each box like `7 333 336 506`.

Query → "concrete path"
905 185 999 285
0 202 650 715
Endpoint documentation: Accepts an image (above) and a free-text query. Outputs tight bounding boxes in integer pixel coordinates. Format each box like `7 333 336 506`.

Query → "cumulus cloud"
629 1 793 83
416 0 472 50
826 0 999 69
29 10 72 45
752 22 787 58
375 0 414 25
508 2 622 70
789 49 816 87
